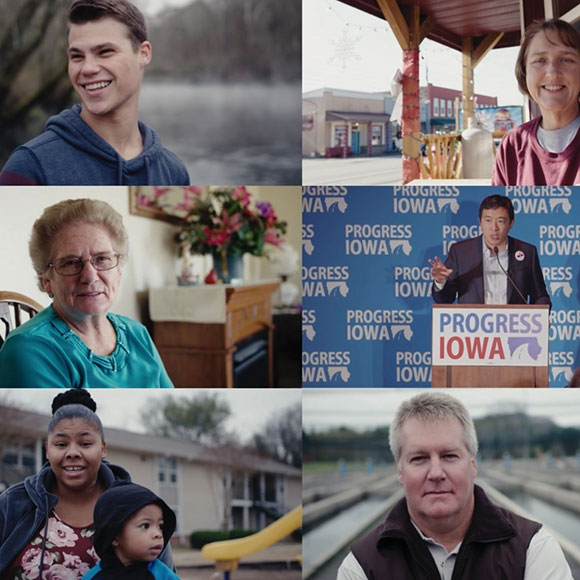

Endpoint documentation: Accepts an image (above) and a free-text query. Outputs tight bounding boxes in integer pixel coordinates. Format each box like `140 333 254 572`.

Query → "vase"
212 251 244 284
176 251 199 286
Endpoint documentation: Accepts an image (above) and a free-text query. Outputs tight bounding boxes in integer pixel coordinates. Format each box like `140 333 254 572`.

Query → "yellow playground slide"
201 505 302 574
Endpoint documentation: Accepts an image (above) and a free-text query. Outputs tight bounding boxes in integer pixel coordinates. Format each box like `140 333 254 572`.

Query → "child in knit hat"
82 482 180 580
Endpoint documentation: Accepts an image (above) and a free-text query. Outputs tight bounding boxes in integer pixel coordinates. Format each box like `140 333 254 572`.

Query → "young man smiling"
337 392 573 580
0 0 189 185
428 195 551 306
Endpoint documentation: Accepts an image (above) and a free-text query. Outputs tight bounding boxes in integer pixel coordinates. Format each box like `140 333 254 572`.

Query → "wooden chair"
419 133 462 179
0 291 44 347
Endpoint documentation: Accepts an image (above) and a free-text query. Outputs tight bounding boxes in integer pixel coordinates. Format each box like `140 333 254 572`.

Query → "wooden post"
462 37 474 129
367 122 373 156
401 47 420 182
375 0 434 182
461 33 504 128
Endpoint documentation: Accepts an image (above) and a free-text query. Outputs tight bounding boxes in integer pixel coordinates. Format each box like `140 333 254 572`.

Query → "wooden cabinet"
150 282 280 387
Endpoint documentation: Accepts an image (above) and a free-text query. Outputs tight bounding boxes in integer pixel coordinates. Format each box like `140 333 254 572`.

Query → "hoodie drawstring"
145 155 151 182
116 156 123 185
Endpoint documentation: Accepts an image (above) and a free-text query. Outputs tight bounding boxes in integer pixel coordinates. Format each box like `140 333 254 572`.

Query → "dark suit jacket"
432 235 551 306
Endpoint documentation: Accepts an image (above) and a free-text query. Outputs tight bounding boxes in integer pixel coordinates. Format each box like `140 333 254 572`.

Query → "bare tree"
252 402 301 468
148 0 301 82
139 392 232 445
0 0 73 163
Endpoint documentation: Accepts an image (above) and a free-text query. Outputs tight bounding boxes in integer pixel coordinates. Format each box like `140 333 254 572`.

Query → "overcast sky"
3 389 301 443
304 389 580 432
303 0 524 106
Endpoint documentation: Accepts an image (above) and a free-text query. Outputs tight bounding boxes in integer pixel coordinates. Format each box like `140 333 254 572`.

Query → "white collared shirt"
433 238 509 303
411 520 461 579
482 237 508 304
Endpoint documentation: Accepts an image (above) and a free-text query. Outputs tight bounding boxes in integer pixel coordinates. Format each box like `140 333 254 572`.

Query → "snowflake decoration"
329 28 362 69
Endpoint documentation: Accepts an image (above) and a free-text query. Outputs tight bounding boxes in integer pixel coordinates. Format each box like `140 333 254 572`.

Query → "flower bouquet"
175 186 287 283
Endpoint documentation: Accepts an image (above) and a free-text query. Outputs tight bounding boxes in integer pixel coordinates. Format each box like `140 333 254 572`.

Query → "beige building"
303 88 391 157
0 404 301 544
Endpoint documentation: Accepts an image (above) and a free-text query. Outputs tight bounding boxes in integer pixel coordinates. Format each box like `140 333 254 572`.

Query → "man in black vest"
337 392 572 580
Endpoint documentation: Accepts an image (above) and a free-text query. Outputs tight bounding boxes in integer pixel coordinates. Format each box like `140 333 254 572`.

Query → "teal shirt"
82 559 180 580
0 305 174 388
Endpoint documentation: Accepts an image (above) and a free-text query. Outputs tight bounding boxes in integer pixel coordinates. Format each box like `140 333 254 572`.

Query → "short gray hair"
29 199 129 292
389 392 478 463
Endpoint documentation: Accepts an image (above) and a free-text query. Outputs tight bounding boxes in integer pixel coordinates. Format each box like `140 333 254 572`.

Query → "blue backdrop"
302 186 580 387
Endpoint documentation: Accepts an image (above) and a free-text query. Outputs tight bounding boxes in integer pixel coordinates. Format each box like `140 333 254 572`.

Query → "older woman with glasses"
0 198 173 387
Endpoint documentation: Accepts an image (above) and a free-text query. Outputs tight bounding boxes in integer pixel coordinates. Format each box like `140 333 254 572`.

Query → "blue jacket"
0 305 174 388
0 104 190 185
82 557 180 580
0 461 136 577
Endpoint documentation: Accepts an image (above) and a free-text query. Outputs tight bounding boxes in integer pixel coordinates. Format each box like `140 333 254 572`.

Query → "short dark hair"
515 19 580 99
479 195 514 222
68 0 148 51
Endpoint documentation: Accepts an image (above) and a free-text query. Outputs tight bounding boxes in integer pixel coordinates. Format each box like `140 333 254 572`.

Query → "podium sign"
432 305 549 366
432 304 550 387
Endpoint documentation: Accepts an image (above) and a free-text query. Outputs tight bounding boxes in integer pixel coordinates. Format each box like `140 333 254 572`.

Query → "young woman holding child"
0 390 175 579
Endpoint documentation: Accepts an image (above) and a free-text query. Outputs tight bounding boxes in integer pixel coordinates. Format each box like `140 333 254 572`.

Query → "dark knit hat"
92 482 176 558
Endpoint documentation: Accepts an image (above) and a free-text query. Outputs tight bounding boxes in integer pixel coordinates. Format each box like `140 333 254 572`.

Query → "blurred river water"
140 81 301 185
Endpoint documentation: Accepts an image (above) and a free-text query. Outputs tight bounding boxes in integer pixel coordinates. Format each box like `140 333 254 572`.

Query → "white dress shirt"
482 237 508 304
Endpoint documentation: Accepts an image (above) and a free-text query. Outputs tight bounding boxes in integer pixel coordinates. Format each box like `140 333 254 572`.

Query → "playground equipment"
202 505 302 579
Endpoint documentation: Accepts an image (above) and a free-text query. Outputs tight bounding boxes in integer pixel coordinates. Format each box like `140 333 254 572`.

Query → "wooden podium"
431 304 550 388
150 281 280 387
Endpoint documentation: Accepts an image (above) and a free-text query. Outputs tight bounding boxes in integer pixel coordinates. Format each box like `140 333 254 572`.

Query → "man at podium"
429 195 551 307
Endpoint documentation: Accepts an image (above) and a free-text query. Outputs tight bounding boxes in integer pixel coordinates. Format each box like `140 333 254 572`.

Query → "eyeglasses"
48 253 121 276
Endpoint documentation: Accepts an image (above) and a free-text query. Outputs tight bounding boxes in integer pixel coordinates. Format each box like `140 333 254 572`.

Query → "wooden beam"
518 0 526 39
472 32 504 68
409 4 420 48
376 0 410 50
561 4 580 23
419 14 435 45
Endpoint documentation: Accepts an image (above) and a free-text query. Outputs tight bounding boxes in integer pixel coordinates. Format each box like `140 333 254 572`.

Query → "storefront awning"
430 118 456 126
326 111 391 123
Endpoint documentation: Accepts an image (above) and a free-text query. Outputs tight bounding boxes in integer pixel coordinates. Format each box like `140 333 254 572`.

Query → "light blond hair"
389 391 478 463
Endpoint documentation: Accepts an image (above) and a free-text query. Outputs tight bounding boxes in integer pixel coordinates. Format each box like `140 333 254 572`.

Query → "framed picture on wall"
129 186 208 224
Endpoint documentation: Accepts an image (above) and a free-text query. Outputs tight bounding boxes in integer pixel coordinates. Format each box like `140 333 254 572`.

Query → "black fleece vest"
352 485 541 580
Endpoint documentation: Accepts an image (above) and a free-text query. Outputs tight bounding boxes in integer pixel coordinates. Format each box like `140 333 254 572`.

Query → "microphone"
493 246 527 303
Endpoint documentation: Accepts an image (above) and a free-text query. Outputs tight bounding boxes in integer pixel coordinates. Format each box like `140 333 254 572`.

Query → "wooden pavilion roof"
337 0 580 52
